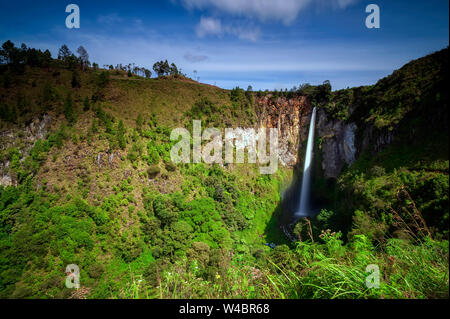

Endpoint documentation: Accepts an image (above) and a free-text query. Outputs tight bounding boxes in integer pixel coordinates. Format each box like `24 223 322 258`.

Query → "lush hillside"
0 42 448 299
309 48 449 240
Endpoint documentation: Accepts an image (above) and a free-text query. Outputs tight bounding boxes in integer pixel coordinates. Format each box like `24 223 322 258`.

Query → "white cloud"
235 27 260 42
196 16 222 37
182 0 359 25
336 0 358 8
196 16 260 41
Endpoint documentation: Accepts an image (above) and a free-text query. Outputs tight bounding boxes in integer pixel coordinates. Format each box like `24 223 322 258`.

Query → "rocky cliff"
255 94 312 167
255 94 362 179
0 94 396 188
255 94 396 180
316 109 357 178
0 114 51 186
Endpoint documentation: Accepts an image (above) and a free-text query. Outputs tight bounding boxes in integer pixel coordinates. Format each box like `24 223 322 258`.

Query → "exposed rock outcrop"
0 161 15 187
361 125 395 154
255 95 311 167
0 114 51 187
316 110 399 179
255 95 395 179
95 150 122 170
316 109 357 178
0 96 397 188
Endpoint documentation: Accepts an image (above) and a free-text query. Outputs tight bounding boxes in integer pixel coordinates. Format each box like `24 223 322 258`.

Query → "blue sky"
0 0 448 90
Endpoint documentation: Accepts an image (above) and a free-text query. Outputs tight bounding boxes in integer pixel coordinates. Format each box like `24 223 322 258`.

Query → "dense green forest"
0 41 448 299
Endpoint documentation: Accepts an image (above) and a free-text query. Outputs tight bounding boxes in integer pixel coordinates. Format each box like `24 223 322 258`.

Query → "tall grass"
118 235 448 299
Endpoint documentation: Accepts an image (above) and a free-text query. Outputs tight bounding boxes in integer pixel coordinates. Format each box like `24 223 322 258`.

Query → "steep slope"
0 43 448 299
305 48 449 241
0 56 296 298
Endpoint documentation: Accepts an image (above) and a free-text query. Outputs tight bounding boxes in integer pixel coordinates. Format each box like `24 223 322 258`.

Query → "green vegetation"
153 60 180 78
0 41 448 299
320 48 448 126
310 48 449 239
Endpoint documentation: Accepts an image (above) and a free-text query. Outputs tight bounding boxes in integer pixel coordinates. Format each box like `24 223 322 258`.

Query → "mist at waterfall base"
280 107 320 226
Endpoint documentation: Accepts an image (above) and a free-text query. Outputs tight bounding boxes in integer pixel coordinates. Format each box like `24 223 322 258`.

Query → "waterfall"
296 106 317 217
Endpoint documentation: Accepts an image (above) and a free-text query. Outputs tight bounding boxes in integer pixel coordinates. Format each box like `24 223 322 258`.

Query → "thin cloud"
182 0 359 25
196 16 260 41
196 16 222 37
97 13 123 25
14 28 431 91
184 52 209 62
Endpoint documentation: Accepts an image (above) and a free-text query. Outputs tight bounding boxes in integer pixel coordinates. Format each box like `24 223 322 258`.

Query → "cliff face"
0 95 395 187
316 110 397 179
0 114 51 186
255 95 396 179
254 94 358 177
255 94 312 167
316 109 357 178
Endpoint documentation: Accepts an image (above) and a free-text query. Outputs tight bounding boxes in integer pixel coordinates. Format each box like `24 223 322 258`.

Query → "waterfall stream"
295 106 317 217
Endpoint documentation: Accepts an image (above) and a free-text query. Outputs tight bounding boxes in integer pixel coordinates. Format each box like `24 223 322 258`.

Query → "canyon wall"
316 109 358 178
255 94 359 178
255 94 395 179
0 94 397 187
255 94 312 167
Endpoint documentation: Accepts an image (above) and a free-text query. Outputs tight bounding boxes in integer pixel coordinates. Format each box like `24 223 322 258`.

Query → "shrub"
165 161 176 172
147 164 160 178
147 142 160 165
117 120 126 150
64 93 75 125
71 70 81 88
83 96 90 111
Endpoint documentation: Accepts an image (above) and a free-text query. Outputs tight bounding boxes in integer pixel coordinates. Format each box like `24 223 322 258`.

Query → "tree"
0 40 15 64
153 60 172 77
71 70 81 88
96 71 110 88
315 80 332 104
58 44 72 62
153 61 165 77
64 93 75 125
83 96 90 111
42 50 52 68
25 47 49 67
42 82 54 103
0 40 26 71
68 54 79 69
0 103 17 122
144 69 151 78
162 60 170 75
76 46 89 69
169 63 179 76
136 114 143 133
153 196 177 226
147 141 160 165
117 120 126 149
